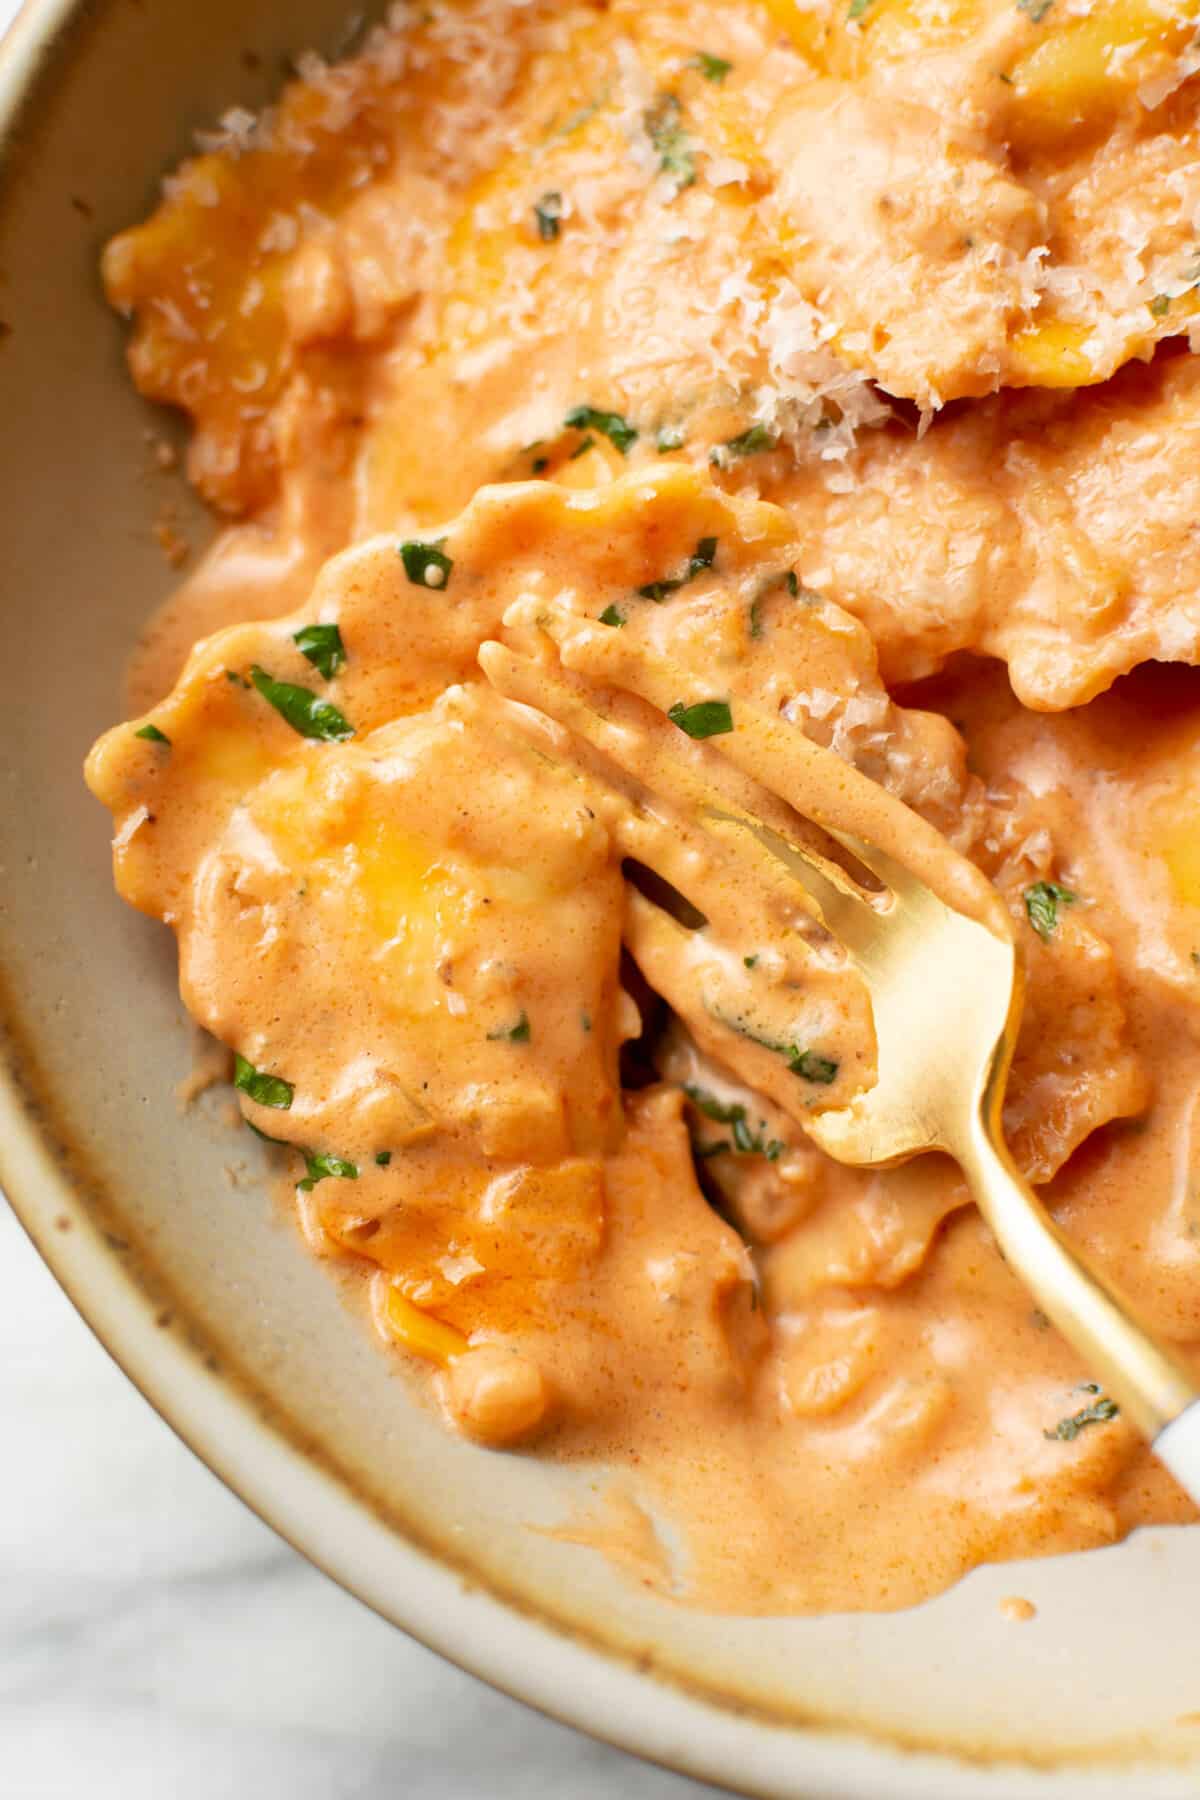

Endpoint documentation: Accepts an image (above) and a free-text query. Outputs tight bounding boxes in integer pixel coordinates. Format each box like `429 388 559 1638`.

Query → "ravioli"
772 350 1200 707
89 0 1200 1613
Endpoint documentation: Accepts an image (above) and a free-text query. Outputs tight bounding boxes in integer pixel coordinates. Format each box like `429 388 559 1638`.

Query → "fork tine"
550 616 1011 943
481 639 886 958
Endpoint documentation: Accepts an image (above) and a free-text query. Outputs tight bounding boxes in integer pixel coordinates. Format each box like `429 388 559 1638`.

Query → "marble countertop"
0 5 712 1793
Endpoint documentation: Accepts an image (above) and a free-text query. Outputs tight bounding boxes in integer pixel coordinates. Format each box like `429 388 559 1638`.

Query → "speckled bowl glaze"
1 5 1198 1794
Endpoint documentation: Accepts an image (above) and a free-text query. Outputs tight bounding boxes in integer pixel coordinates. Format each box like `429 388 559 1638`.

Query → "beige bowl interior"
1 5 1199 1795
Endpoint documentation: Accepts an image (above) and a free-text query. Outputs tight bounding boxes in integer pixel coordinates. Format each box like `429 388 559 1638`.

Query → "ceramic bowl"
1 5 1198 1794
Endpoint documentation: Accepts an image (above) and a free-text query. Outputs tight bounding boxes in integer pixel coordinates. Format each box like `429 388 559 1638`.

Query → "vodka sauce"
88 0 1200 1611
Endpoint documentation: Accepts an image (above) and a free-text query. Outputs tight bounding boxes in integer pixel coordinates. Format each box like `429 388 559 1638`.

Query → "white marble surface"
0 1199 718 1800
0 4 713 1793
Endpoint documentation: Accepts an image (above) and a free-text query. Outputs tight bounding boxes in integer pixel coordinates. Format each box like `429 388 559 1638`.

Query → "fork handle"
956 1118 1200 1506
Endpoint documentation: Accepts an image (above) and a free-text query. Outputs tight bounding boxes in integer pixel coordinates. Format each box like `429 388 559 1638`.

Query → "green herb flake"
292 622 346 681
656 424 686 452
1044 1390 1119 1441
534 190 564 241
668 698 733 739
743 954 759 969
722 1013 841 1085
548 94 606 142
225 669 251 689
709 424 779 469
790 1049 839 1084
135 723 171 745
1150 293 1172 317
580 1009 592 1032
532 456 549 474
564 404 638 454
1017 0 1053 20
1024 879 1077 941
750 569 801 637
638 536 718 602
250 665 354 742
691 50 732 81
684 1084 742 1126
644 93 696 189
298 1150 360 1192
245 1119 290 1146
695 1138 732 1159
488 1009 531 1043
375 1150 392 1166
234 1053 294 1112
683 1085 784 1159
570 434 596 460
599 604 626 628
399 538 453 588
846 0 875 19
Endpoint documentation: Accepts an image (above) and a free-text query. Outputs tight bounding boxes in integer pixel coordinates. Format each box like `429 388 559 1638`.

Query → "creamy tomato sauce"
87 0 1200 1612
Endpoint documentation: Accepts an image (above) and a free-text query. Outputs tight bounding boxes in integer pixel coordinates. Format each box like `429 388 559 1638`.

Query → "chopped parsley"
225 669 251 689
292 622 345 681
599 604 626 627
488 1010 531 1043
399 538 453 588
1024 880 1076 941
637 536 718 601
656 424 686 451
534 190 564 241
725 1017 840 1084
644 93 696 189
1017 0 1054 19
1150 293 1172 318
749 569 802 638
690 51 732 82
298 1151 359 1192
710 424 779 469
563 404 638 454
250 665 354 742
234 1053 294 1111
569 434 596 460
846 0 875 18
135 723 170 745
245 1119 290 1146
668 698 733 739
790 1049 839 1085
375 1150 392 1166
685 1085 742 1126
1044 1385 1119 1441
683 1084 785 1159
548 95 606 142
743 954 759 969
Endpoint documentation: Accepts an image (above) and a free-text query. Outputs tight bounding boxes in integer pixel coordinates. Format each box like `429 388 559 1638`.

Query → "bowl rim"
0 6 1194 1797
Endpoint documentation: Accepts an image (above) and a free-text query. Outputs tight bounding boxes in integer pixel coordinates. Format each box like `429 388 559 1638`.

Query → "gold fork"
482 619 1200 1502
